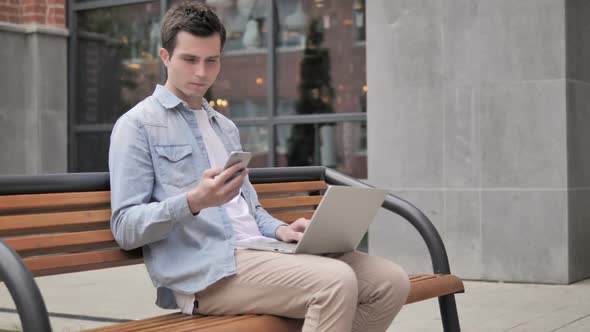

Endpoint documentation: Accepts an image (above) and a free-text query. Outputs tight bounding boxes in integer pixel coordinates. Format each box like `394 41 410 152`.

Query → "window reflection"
76 132 110 172
71 0 368 177
238 125 270 167
274 0 367 173
211 59 268 119
277 0 306 48
276 121 367 178
276 0 367 116
76 2 161 125
352 0 365 42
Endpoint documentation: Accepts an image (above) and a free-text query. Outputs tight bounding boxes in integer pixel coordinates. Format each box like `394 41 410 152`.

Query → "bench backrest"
0 181 327 277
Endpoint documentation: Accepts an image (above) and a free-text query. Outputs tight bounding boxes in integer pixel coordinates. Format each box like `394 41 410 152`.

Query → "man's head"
159 1 226 107
161 1 226 56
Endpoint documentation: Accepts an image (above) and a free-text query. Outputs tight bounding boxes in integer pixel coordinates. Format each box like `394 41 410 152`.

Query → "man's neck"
163 82 202 109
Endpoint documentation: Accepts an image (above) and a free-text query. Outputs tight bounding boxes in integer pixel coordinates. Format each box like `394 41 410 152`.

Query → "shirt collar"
152 84 218 119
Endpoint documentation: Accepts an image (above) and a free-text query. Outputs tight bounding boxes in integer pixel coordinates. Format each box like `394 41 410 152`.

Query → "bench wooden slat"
192 315 302 332
0 209 111 236
271 211 315 223
84 314 303 332
24 248 142 277
406 274 464 304
83 313 189 332
0 191 110 214
113 315 227 332
253 181 327 195
139 315 253 332
409 274 438 282
188 315 302 332
259 196 323 210
100 315 198 332
4 229 115 255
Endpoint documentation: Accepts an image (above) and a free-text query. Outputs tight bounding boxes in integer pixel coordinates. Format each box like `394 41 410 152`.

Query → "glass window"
352 0 365 42
76 132 110 172
211 53 268 119
276 121 367 178
237 125 270 167
277 0 306 48
276 123 316 166
70 0 367 177
276 0 367 116
76 2 161 125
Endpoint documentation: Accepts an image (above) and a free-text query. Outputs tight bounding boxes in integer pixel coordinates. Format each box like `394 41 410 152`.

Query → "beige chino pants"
193 250 410 332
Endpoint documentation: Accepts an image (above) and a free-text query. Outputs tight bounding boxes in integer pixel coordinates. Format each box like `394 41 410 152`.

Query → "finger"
293 231 303 242
295 217 310 224
284 227 304 242
292 218 310 232
224 168 247 189
284 232 297 243
203 168 223 179
290 223 304 232
216 162 245 183
218 170 247 200
302 218 311 228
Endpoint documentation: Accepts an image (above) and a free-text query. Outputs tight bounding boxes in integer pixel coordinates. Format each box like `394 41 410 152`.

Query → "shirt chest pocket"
153 144 197 188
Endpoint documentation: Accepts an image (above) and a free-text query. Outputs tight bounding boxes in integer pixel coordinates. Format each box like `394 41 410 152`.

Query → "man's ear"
159 48 170 67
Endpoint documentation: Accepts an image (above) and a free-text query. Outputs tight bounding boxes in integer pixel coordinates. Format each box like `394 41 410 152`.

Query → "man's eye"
206 59 218 63
184 58 196 63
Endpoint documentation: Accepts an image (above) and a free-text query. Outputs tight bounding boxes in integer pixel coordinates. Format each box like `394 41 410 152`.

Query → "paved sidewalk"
390 278 590 332
1 264 589 331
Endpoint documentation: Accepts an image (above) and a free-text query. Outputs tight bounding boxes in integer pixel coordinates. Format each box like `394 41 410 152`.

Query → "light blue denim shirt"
108 85 287 309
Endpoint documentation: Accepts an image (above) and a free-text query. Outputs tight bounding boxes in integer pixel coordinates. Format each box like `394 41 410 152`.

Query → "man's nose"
194 62 206 77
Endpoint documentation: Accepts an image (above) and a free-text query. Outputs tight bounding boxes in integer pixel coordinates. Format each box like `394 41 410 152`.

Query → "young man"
108 1 410 331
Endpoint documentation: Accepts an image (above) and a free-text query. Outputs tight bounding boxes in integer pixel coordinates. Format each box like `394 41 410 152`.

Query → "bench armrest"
324 168 451 274
0 240 52 332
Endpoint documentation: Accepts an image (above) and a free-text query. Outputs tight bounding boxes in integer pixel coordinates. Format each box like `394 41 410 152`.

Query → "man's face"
160 31 222 107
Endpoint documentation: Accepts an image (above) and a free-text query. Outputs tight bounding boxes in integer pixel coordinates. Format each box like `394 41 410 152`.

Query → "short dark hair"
160 1 226 55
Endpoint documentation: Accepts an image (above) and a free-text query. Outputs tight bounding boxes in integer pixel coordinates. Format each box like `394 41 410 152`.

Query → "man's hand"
187 162 248 214
275 218 311 243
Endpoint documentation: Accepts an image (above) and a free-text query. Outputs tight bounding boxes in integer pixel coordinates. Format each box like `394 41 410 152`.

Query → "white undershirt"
174 107 267 315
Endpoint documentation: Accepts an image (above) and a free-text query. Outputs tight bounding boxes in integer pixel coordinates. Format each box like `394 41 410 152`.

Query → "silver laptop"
232 185 388 254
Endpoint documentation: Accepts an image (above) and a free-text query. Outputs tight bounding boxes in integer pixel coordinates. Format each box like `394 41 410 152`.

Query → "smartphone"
223 151 252 170
223 151 252 182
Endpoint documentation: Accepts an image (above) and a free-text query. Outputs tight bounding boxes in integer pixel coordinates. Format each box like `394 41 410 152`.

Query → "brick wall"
0 0 65 27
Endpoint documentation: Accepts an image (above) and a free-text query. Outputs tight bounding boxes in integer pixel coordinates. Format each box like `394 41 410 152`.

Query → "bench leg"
438 294 461 332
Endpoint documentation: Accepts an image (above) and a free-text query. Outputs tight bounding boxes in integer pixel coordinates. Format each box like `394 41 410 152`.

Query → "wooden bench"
0 166 464 332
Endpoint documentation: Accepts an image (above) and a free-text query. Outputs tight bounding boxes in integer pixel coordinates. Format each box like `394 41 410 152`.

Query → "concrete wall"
367 0 589 284
566 0 590 283
0 23 68 174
